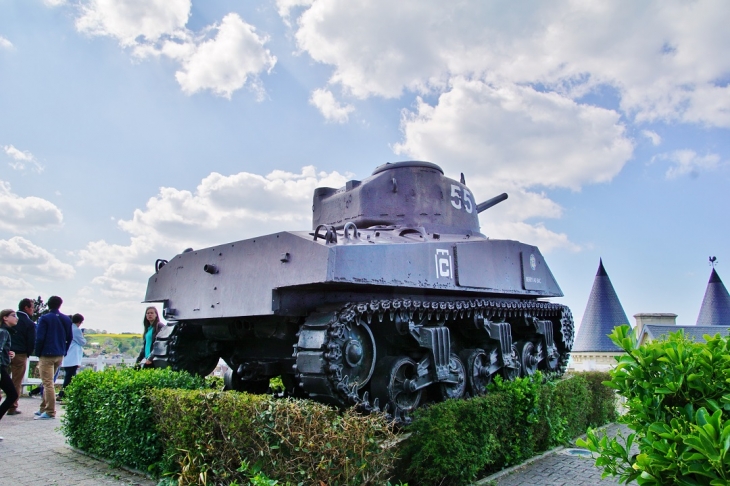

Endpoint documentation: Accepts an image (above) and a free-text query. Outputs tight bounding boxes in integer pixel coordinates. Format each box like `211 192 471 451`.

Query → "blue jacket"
34 311 73 357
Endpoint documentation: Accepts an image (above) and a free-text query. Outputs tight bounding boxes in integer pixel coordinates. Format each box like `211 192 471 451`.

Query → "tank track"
295 298 574 424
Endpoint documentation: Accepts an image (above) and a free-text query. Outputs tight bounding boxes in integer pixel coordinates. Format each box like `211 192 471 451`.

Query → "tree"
578 325 730 485
32 296 48 321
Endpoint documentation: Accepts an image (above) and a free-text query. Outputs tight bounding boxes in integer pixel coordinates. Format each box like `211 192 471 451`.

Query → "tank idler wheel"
152 322 219 377
515 340 540 377
460 347 498 396
438 353 466 400
371 356 422 414
223 369 270 394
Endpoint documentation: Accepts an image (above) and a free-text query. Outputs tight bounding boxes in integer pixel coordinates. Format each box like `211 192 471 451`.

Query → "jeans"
38 356 63 417
0 368 19 420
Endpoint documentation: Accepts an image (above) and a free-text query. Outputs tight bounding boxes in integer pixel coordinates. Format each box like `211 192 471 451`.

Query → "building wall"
568 352 624 372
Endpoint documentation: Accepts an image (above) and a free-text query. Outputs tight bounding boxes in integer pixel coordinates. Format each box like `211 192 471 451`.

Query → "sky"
1 0 728 335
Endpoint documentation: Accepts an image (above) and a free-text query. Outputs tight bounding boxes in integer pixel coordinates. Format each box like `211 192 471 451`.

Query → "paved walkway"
479 423 638 486
0 396 156 486
1 395 635 486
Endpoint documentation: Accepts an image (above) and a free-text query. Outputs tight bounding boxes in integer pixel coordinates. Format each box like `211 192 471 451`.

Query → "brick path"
0 396 156 486
479 423 638 486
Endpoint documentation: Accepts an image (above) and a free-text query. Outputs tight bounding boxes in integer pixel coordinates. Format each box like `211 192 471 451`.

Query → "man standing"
33 296 72 420
6 298 36 415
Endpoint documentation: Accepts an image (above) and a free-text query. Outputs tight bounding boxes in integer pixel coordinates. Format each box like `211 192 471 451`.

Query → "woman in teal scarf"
137 307 163 368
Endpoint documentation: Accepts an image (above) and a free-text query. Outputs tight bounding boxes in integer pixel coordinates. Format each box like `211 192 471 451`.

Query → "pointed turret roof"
573 259 631 352
696 268 730 326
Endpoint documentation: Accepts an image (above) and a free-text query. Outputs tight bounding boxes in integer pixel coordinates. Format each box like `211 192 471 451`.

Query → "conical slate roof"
696 268 730 326
573 259 630 352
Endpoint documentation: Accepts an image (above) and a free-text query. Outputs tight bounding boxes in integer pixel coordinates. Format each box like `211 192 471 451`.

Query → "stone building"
569 259 630 371
636 267 730 344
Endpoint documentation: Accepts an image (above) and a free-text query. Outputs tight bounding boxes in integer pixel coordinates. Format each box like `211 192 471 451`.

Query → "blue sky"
1 0 728 334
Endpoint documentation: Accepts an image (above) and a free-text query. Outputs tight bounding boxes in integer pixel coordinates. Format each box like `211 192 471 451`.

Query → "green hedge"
149 389 399 485
60 367 206 475
398 371 617 486
61 369 615 485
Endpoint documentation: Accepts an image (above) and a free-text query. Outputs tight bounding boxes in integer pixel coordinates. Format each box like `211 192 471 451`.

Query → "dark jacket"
34 311 73 357
0 325 11 368
10 310 36 356
137 322 164 363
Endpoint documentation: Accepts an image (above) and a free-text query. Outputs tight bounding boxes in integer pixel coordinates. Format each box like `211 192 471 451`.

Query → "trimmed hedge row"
397 372 617 485
61 370 615 485
60 367 206 475
150 389 399 485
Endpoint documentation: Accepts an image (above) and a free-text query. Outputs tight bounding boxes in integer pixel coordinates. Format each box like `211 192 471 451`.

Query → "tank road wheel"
515 340 540 377
460 347 498 396
438 353 467 400
371 356 422 414
151 322 219 376
339 319 377 390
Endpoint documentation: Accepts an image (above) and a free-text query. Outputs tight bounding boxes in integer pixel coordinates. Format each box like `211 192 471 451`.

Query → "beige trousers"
38 356 63 417
9 353 28 411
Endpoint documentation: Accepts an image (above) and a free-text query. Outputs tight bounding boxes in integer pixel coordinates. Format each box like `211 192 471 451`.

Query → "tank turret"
145 161 573 422
313 161 507 236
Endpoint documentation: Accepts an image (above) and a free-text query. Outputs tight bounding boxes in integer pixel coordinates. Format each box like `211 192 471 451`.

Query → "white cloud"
4 145 45 172
642 130 662 146
73 2 275 99
0 181 63 233
286 0 730 127
76 0 190 47
77 165 350 271
0 36 12 50
0 236 75 280
91 263 149 298
395 80 633 191
172 13 276 99
309 88 354 123
43 0 67 6
654 150 721 179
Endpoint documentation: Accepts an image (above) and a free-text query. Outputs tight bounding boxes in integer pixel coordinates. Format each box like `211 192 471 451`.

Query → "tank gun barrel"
476 193 508 213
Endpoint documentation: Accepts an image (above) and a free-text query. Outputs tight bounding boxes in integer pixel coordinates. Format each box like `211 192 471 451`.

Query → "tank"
145 161 574 419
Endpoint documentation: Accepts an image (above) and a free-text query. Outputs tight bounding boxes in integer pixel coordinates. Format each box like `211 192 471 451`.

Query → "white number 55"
450 184 473 213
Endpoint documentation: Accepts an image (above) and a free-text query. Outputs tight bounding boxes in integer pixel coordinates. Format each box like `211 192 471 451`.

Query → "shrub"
61 367 206 475
578 325 730 485
149 389 400 485
399 372 616 486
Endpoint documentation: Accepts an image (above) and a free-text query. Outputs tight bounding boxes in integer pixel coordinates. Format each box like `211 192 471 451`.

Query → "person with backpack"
33 296 72 420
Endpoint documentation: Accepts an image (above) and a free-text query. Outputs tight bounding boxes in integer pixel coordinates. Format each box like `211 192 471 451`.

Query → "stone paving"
480 423 638 486
0 394 637 486
0 396 156 486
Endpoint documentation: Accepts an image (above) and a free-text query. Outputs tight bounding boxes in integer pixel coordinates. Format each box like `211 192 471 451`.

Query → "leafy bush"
149 389 400 485
399 371 615 485
578 325 730 485
61 367 206 475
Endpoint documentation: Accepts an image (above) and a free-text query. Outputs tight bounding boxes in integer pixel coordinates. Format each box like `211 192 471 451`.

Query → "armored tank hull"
145 161 574 418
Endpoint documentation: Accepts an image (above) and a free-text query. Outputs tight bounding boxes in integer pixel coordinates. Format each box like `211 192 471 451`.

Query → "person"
33 296 72 420
7 298 36 415
57 313 85 401
1 309 20 439
137 306 163 368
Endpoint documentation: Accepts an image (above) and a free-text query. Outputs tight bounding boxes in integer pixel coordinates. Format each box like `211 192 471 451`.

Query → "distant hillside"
84 333 143 360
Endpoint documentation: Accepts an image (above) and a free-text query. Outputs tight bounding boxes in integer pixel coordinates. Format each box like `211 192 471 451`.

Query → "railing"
21 355 135 390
